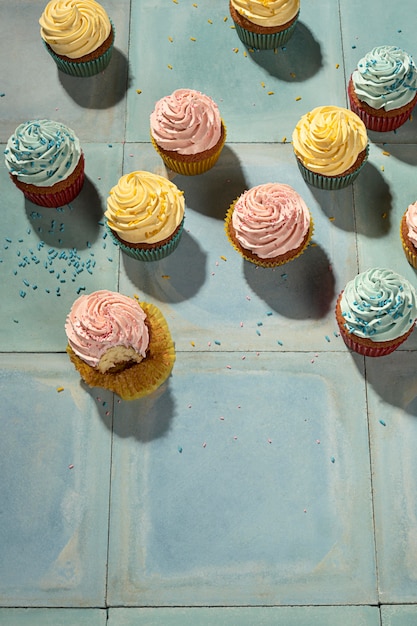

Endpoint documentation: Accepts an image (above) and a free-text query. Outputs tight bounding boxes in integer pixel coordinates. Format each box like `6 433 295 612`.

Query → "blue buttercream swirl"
4 119 81 187
340 267 417 341
352 46 417 111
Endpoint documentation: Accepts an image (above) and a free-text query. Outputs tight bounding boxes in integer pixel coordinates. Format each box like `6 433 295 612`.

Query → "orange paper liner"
224 202 314 267
66 302 175 400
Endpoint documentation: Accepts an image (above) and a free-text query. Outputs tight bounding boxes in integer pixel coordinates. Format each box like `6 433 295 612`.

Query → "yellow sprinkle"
56 386 64 393
248 48 255 53
329 216 335 221
233 47 239 53
243 50 247 57
290 72 296 78
190 341 195 347
133 294 140 301
136 89 142 94
190 37 196 41
268 91 274 95
167 64 173 70
223 16 228 21
193 2 197 6
382 212 388 219
172 0 178 3
162 275 171 279
168 36 173 42
261 81 265 88
295 96 302 101
220 255 227 261
282 136 287 143
335 63 340 69
380 165 385 172
382 150 390 156
208 19 212 24
310 242 318 247
230 25 235 29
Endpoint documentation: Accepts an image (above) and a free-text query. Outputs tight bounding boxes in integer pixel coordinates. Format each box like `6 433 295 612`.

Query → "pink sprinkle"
68 464 74 469
311 359 315 363
215 261 219 266
105 411 110 416
316 439 320 444
241 355 246 360
188 404 192 408
211 272 215 276
268 438 272 444
240 321 244 327
233 436 238 440
226 365 232 369
220 416 225 420
246 295 251 301
202 442 207 448
303 509 307 513
237 405 241 409
208 341 211 346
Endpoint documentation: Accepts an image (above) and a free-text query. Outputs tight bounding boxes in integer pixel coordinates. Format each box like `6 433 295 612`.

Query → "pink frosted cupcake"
400 201 417 268
4 119 84 207
65 290 176 400
150 89 226 175
224 183 313 267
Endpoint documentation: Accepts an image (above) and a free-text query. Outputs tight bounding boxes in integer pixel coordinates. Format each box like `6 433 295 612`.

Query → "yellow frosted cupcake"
39 0 115 77
229 0 299 50
105 171 185 262
400 201 417 268
292 106 369 190
65 290 176 400
225 183 313 267
150 89 226 176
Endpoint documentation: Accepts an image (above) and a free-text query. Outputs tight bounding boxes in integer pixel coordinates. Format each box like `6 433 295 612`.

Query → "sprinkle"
295 96 302 101
266 311 273 316
256 329 261 336
168 36 173 42
207 19 212 24
261 82 265 88
190 341 195 347
190 37 196 41
325 335 331 342
178 446 183 453
233 436 238 440
379 419 386 426
56 386 64 393
193 2 197 6
19 290 26 298
167 64 173 70
335 63 340 69
68 464 74 469
136 89 142 94
381 165 385 172
316 439 320 444
381 212 387 219
223 16 228 21
240 322 244 327
329 216 335 221
246 295 251 301
382 150 390 156
220 255 227 261
202 442 207 448
331 456 336 463
214 340 221 345
226 365 232 369
161 274 170 279
277 340 283 346
290 72 296 78
233 47 239 53
268 91 274 95
282 136 287 143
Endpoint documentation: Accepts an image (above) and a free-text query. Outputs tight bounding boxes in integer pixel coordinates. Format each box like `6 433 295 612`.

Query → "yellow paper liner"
66 302 175 400
224 201 314 267
400 211 417 269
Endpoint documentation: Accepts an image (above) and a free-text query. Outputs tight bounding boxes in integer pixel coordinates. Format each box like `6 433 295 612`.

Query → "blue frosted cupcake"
39 0 115 77
105 171 185 262
229 0 299 50
292 106 369 190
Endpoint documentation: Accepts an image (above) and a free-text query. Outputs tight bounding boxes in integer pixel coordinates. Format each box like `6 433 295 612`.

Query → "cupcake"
229 0 299 50
335 267 417 357
4 119 85 208
348 46 417 132
65 290 176 400
292 105 369 190
224 183 313 267
105 171 185 261
39 0 115 77
400 201 417 268
150 89 226 176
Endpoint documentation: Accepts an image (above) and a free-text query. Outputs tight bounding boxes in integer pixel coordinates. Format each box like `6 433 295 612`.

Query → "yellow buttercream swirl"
230 0 299 27
292 106 368 177
39 0 111 59
105 171 185 245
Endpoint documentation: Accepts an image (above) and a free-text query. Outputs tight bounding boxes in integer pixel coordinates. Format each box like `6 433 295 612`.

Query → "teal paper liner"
43 21 115 77
232 17 298 50
295 144 369 190
107 218 185 262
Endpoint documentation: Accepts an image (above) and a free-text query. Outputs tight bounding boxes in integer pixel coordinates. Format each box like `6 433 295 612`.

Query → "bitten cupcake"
105 171 185 261
150 89 226 176
292 105 369 190
224 183 313 267
335 267 417 357
229 0 299 50
65 290 176 400
4 119 85 208
348 46 417 132
39 0 115 77
400 201 417 268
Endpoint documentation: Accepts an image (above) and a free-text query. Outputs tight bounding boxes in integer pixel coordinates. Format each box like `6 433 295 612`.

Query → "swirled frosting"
39 0 111 59
232 183 310 258
292 106 368 176
340 268 417 342
150 89 222 156
105 171 185 244
230 0 299 27
4 119 81 187
405 201 417 247
352 46 417 111
65 290 149 370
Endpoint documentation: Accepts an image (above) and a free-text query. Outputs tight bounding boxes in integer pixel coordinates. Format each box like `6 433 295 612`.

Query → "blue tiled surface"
1 0 417 621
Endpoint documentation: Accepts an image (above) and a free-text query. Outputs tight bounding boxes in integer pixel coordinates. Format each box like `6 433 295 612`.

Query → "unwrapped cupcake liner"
67 301 176 400
17 156 85 208
224 203 314 267
232 19 298 50
43 21 115 77
348 88 416 132
295 144 369 190
150 126 226 176
107 217 185 262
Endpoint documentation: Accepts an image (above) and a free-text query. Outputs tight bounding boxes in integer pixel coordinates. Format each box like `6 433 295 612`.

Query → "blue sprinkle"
266 311 273 316
19 290 26 298
256 329 261 336
214 340 221 345
325 335 331 342
257 321 263 326
330 456 335 463
178 446 183 453
379 419 386 426
277 340 283 346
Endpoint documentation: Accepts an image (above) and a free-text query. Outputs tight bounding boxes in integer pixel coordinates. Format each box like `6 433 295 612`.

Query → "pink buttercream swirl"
406 201 417 247
65 290 149 367
150 88 222 155
232 183 310 259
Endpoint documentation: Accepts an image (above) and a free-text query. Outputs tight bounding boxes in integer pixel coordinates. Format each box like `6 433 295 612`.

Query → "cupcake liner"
43 21 115 77
67 301 176 400
295 144 369 190
400 213 417 269
348 84 416 132
224 203 314 267
150 123 226 176
107 217 185 262
335 292 415 357
16 154 85 208
232 18 298 50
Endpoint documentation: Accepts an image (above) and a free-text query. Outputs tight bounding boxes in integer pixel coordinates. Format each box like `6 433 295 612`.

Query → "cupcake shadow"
121 229 207 303
243 242 335 320
58 48 130 109
247 22 322 82
174 145 248 220
24 175 104 249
